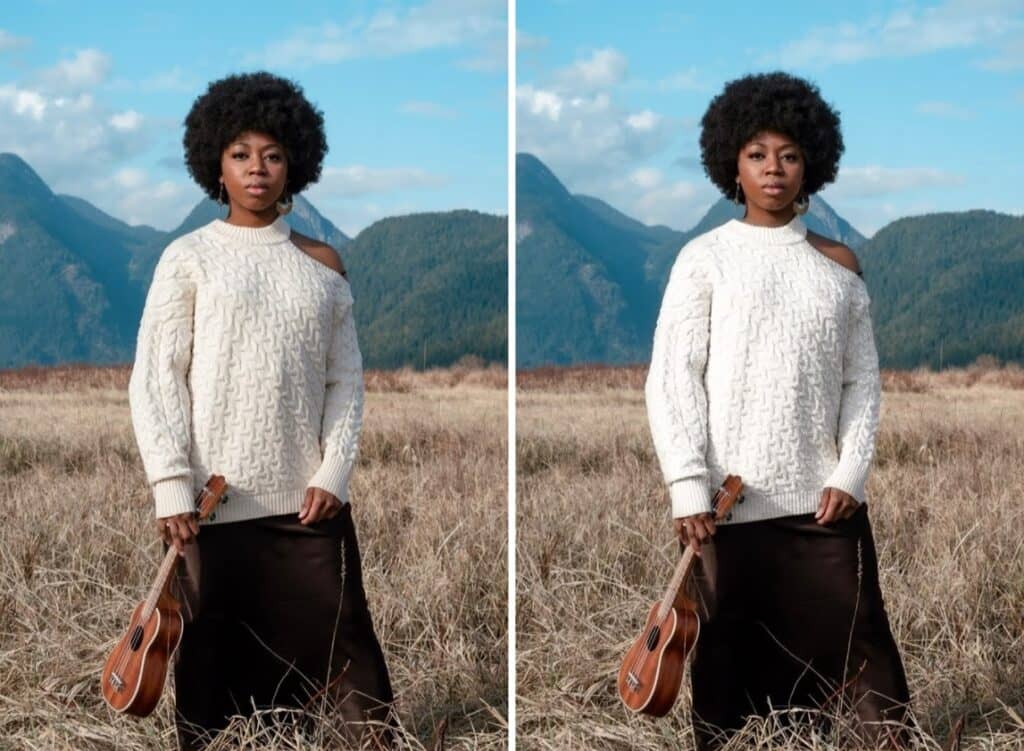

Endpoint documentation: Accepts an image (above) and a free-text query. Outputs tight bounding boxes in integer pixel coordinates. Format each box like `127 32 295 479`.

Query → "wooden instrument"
617 475 744 717
101 475 227 716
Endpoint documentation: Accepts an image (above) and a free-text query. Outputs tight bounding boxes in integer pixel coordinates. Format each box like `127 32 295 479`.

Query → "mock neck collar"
724 214 807 246
207 215 292 245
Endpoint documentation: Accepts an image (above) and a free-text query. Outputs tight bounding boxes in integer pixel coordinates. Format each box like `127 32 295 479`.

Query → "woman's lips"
246 185 269 196
762 185 786 196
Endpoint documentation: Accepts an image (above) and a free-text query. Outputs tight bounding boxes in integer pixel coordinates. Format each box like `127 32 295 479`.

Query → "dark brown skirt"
687 504 911 750
170 504 394 750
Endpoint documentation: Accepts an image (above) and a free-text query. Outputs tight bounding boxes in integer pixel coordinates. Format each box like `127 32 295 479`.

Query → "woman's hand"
673 512 716 555
299 486 343 525
158 512 199 556
816 486 859 525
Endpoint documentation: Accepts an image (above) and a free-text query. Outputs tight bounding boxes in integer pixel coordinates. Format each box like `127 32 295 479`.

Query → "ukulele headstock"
194 474 228 522
711 475 744 522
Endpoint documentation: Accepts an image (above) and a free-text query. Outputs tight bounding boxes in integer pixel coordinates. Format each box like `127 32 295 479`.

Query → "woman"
128 72 393 749
645 72 911 749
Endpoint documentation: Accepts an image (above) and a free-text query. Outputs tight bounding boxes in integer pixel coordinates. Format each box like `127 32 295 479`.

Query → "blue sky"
0 0 506 235
517 0 1024 236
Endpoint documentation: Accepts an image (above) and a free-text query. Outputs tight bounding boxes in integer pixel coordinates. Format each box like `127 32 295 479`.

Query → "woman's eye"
267 154 283 162
749 152 763 159
783 154 799 162
232 152 247 160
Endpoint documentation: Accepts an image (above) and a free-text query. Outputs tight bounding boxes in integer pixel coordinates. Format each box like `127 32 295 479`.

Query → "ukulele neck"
140 546 179 620
656 545 697 621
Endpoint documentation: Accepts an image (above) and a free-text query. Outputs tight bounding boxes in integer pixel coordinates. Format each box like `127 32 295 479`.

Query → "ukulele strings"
625 486 728 693
109 486 208 690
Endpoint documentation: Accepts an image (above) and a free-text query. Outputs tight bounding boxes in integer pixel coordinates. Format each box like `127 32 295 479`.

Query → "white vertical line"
507 0 518 747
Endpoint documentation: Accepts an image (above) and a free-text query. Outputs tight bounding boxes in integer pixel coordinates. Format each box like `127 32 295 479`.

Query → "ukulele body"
101 589 184 716
618 601 700 716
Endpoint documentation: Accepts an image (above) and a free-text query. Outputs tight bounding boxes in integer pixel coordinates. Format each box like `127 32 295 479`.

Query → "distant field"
0 364 508 750
517 364 1024 750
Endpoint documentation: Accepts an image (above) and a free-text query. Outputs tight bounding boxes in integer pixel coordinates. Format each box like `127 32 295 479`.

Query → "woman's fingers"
300 488 341 525
816 487 857 525
674 513 715 555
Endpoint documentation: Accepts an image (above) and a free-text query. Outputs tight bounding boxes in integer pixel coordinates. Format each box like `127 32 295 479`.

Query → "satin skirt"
170 504 394 750
687 504 911 750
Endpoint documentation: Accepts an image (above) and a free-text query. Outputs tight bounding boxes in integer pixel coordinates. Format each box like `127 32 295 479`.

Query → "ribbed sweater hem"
195 486 350 526
718 487 863 526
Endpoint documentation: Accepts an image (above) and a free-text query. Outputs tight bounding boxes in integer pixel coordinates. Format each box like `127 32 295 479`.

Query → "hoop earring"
733 182 744 205
217 181 226 206
793 191 810 216
276 194 293 216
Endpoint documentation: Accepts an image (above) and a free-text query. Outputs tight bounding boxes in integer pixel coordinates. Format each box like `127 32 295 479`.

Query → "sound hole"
645 625 661 651
129 625 144 650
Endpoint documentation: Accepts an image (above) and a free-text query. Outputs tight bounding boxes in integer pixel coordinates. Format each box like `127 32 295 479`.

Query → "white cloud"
0 82 154 202
246 0 505 70
400 100 457 119
822 165 965 200
109 109 143 131
86 169 193 230
38 48 112 92
626 110 659 131
583 167 715 230
313 165 447 197
553 48 627 92
762 0 1024 69
0 29 30 53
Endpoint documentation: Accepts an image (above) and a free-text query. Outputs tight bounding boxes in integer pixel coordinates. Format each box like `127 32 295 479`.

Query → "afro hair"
183 71 327 201
699 72 843 202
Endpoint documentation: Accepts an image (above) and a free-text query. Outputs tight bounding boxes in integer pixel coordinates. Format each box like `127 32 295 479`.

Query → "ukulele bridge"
109 672 125 692
625 671 640 691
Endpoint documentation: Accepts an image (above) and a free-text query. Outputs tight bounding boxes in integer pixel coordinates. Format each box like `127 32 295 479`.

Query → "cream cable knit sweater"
128 216 362 524
645 216 881 524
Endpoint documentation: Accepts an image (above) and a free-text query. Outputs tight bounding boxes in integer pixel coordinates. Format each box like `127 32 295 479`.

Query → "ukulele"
617 475 744 717
101 474 227 717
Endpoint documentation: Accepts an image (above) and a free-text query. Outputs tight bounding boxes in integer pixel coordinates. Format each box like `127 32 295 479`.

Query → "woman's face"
219 130 288 215
735 130 805 221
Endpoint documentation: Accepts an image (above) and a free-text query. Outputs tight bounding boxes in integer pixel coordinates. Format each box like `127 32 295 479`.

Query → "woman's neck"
224 204 280 228
741 205 796 228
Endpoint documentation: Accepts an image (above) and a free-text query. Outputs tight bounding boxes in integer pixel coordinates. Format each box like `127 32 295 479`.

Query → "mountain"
0 152 505 370
345 210 507 369
0 154 148 366
516 153 675 366
516 152 868 367
859 210 1024 368
516 152 1024 369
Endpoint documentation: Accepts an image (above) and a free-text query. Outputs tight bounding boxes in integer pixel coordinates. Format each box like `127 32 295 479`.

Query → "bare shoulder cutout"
290 231 347 277
805 231 862 275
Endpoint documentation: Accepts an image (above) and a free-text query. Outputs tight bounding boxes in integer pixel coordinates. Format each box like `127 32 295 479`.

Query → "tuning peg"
726 512 733 521
209 512 217 521
222 494 229 504
738 494 746 504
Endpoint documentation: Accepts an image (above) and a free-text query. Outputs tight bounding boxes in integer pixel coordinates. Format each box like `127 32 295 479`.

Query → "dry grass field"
517 364 1024 750
0 364 508 750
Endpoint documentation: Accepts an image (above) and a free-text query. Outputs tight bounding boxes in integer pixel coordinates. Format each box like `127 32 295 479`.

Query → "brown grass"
517 360 1024 394
0 367 507 749
516 370 1024 749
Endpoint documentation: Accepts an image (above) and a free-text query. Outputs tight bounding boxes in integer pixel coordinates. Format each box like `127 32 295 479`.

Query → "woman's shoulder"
290 231 347 278
805 230 862 276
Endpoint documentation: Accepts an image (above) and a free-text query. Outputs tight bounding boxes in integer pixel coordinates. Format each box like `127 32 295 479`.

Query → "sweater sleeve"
645 243 714 519
823 279 881 503
128 241 198 519
307 282 364 503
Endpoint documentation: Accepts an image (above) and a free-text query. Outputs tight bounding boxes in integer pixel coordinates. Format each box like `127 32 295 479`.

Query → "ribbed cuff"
669 477 712 518
153 477 196 518
824 459 871 503
308 455 353 504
